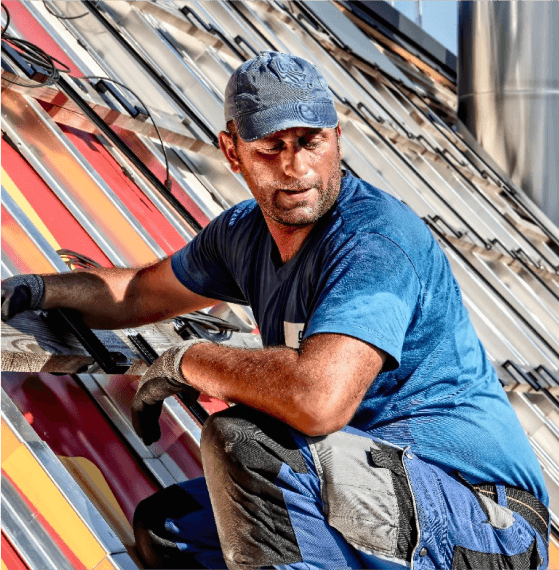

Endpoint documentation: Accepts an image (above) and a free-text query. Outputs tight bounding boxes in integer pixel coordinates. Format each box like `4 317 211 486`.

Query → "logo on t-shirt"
284 322 305 349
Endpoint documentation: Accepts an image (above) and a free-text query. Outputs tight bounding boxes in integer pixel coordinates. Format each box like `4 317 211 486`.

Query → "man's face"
220 125 343 228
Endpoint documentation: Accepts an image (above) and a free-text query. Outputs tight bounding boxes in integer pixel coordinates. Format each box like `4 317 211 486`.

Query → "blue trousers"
133 406 549 569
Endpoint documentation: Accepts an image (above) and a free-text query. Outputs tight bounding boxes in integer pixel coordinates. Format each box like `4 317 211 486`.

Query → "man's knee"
200 406 309 569
201 405 307 477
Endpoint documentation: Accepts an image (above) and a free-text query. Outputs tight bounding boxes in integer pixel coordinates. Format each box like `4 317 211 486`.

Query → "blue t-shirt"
172 173 548 505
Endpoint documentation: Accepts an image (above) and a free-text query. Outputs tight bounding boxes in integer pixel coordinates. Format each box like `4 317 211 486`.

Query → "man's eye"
302 137 321 149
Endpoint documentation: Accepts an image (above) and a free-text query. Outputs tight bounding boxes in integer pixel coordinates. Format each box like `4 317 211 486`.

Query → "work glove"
1 274 46 322
131 338 210 446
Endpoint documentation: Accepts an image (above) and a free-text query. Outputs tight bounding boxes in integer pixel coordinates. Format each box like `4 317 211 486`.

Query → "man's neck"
266 221 316 264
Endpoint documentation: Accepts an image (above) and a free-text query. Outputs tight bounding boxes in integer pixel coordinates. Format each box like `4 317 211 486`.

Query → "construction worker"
2 52 550 570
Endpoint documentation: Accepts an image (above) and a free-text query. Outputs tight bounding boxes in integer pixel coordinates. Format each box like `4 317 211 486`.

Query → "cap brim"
235 101 338 142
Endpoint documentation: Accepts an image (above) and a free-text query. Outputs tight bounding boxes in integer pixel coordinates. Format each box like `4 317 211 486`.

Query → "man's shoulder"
336 174 430 244
205 198 262 240
191 199 263 257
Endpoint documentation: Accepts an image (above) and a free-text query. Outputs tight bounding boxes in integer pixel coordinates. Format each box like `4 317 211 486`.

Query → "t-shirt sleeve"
171 208 249 305
305 232 421 368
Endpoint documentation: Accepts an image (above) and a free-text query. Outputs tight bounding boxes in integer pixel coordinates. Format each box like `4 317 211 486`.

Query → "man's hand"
1 274 46 322
131 339 209 445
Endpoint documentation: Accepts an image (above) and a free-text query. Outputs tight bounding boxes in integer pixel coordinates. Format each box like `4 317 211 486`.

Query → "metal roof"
2 0 559 565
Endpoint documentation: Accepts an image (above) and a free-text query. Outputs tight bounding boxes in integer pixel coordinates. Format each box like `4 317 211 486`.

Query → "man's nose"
281 147 310 178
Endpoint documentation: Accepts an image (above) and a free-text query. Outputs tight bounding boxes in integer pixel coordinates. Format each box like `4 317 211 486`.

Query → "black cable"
0 3 214 210
85 0 218 147
0 4 173 191
1 3 10 36
2 37 72 89
42 0 99 21
82 75 172 190
1 5 71 89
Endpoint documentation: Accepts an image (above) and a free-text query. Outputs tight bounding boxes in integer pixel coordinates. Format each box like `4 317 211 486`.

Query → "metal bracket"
40 308 130 374
535 365 559 388
503 360 540 391
39 307 210 425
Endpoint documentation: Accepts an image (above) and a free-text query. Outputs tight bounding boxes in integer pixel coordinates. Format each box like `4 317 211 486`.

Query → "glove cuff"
5 274 45 309
171 338 211 382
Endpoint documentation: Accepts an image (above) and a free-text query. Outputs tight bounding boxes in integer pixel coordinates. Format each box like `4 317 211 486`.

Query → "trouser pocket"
307 431 417 563
450 482 546 570
451 537 543 569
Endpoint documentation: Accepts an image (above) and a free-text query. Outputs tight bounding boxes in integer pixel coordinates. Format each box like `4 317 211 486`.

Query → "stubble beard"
240 145 343 228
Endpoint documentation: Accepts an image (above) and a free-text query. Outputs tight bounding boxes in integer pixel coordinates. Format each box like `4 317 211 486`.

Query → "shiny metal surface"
101 1 224 134
98 136 197 244
2 190 70 274
46 0 181 118
458 1 559 226
1 91 163 266
2 388 131 561
1 257 18 278
24 0 109 78
299 1 416 89
2 476 76 570
441 244 559 371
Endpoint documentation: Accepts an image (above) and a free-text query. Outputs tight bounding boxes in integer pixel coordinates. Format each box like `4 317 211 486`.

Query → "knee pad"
200 406 308 569
201 404 307 476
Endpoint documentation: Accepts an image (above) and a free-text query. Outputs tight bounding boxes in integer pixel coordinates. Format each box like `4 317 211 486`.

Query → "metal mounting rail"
84 0 218 147
518 254 559 301
382 72 559 254
56 75 203 233
341 95 490 248
503 360 541 391
42 307 209 425
227 1 280 53
414 134 558 272
127 330 209 426
42 308 131 374
179 5 249 62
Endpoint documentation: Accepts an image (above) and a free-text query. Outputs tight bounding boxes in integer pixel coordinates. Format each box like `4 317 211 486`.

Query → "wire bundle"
1 3 71 88
1 2 172 189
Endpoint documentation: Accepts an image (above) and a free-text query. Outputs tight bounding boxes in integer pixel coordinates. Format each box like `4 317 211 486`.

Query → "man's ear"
336 124 343 160
219 131 241 173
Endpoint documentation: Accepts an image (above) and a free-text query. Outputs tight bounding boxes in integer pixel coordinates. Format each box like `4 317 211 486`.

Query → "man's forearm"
41 268 142 329
38 257 216 330
182 342 317 431
180 337 372 436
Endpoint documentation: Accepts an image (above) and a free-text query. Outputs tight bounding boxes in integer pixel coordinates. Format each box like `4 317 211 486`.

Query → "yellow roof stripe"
1 420 114 569
58 455 134 547
1 168 61 251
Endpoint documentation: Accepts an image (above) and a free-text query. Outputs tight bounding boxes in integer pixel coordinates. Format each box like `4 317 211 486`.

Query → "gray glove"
131 339 209 446
1 274 45 322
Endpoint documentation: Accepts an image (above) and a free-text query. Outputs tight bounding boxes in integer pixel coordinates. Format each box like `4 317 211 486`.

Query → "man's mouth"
280 187 313 196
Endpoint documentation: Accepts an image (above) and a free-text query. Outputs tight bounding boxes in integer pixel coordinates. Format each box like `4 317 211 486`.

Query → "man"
2 52 550 569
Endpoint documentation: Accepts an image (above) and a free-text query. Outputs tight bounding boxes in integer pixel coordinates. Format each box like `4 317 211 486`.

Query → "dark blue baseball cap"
224 51 338 142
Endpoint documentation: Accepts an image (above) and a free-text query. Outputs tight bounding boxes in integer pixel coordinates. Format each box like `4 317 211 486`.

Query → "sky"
392 1 458 55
